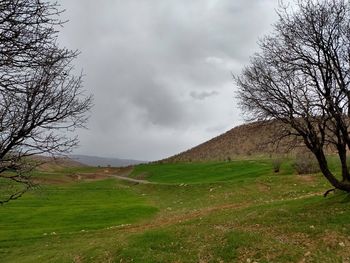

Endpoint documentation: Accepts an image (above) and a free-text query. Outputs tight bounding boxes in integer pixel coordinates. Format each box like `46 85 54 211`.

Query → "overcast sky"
58 0 279 161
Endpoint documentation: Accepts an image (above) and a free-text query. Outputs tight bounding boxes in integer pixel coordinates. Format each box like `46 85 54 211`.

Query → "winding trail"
102 168 324 233
109 174 154 184
102 191 324 234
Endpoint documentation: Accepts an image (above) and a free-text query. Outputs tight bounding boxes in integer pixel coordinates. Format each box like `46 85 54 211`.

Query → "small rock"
246 259 251 263
304 251 311 257
310 225 315 229
210 188 214 192
51 232 56 235
43 233 47 236
339 242 345 247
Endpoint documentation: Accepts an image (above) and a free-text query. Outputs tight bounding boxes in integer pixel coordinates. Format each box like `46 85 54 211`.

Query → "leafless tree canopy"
236 0 350 193
0 0 92 203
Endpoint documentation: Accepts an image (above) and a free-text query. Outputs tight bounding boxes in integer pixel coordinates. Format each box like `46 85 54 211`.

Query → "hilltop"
163 120 306 163
31 155 86 172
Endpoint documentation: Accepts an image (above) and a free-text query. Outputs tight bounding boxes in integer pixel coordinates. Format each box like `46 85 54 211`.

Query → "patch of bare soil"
133 172 150 180
68 173 110 181
108 192 323 235
257 182 271 192
102 166 134 177
296 174 317 183
73 255 83 263
110 202 251 234
321 230 350 250
237 228 350 262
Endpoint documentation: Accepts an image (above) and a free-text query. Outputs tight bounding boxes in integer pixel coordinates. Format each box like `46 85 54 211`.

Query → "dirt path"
104 191 324 234
109 174 154 184
99 166 158 184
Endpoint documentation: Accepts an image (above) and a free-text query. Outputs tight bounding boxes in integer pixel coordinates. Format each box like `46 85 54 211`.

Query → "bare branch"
0 0 92 203
236 0 350 192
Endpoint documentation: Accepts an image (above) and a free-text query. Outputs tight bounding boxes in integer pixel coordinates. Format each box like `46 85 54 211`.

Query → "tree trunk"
337 144 350 182
315 150 350 192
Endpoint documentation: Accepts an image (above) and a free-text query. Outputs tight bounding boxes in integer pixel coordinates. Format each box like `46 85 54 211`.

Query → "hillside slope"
163 120 305 163
70 154 144 167
32 155 86 172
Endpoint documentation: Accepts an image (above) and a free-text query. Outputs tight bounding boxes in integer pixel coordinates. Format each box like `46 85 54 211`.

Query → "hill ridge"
163 120 301 163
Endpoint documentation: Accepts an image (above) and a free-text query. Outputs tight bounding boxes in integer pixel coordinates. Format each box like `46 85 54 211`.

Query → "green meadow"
0 159 350 262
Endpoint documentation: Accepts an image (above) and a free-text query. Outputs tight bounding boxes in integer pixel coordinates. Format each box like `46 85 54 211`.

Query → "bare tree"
236 0 350 194
0 0 92 203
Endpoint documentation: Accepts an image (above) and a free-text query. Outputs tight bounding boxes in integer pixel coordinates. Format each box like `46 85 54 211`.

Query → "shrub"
293 152 320 175
272 158 282 173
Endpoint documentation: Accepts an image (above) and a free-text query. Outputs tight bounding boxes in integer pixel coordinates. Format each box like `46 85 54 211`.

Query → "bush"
272 158 282 173
293 152 320 175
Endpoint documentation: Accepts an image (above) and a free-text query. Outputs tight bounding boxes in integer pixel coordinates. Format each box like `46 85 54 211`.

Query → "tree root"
323 188 336 197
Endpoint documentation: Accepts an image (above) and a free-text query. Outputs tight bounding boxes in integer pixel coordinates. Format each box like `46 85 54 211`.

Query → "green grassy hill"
0 159 349 262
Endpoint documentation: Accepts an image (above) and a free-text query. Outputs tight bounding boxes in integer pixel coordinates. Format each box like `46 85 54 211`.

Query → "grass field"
131 160 280 184
0 159 350 262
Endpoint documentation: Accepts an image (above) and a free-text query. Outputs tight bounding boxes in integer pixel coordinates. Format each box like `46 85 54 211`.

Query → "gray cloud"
58 0 279 161
190 90 219 100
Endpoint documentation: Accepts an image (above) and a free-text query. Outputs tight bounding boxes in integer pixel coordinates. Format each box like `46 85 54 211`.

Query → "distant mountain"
70 154 145 167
